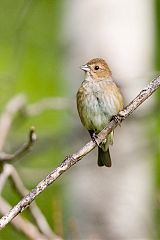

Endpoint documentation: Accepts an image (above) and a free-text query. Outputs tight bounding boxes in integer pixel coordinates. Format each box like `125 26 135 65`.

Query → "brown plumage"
77 58 123 167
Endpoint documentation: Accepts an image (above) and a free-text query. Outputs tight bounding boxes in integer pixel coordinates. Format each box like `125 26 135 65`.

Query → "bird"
76 58 124 167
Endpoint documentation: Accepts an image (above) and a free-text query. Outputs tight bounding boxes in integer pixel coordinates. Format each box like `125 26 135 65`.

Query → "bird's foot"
91 133 106 146
91 132 98 144
111 113 125 126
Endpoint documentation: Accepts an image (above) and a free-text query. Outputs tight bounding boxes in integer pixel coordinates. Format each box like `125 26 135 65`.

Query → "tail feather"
98 147 112 167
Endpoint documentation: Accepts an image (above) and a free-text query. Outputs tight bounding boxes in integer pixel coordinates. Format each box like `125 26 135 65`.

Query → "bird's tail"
98 147 112 167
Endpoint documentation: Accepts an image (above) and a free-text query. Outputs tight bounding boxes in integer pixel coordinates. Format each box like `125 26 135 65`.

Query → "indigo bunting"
77 58 123 167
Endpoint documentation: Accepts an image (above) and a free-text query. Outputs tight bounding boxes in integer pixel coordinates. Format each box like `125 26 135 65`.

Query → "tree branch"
0 75 160 230
24 97 71 116
0 197 48 240
0 94 26 151
8 165 61 240
0 164 62 240
0 127 36 162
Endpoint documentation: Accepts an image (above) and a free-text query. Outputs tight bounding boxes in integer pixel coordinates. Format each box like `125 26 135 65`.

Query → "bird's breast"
77 80 119 132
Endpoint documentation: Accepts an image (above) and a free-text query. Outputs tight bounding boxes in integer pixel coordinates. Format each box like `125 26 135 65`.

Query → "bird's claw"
111 113 125 126
91 133 98 144
91 133 106 146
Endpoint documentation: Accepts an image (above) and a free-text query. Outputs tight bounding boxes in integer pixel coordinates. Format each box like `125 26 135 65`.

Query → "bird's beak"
80 64 90 72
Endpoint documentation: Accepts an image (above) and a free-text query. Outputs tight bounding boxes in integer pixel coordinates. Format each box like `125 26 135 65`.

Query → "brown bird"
76 58 124 167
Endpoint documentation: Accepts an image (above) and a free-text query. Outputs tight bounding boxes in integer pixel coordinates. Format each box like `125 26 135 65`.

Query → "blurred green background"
0 0 160 239
0 1 71 239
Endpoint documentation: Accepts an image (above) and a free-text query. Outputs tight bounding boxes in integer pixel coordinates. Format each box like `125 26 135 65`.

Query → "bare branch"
0 94 26 151
8 165 62 240
0 197 48 240
0 164 62 240
0 164 13 194
0 75 160 229
0 95 71 162
0 127 37 162
25 97 72 116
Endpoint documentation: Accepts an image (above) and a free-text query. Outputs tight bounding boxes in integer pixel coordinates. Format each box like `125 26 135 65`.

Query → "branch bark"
0 75 160 230
8 165 61 240
0 197 48 240
0 164 62 240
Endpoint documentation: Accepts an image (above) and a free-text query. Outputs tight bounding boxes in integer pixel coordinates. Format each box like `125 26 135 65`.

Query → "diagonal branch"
0 164 62 240
8 165 61 240
0 197 48 240
0 75 160 230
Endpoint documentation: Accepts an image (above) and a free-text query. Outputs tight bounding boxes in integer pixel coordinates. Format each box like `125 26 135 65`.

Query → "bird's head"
81 58 112 80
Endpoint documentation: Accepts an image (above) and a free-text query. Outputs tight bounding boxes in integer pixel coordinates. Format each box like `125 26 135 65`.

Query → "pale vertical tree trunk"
62 0 154 239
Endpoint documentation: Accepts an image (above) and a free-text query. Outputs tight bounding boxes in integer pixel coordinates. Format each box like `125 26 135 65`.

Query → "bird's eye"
94 65 99 70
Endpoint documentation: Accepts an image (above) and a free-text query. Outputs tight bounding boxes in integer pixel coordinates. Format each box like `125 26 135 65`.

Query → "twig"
0 94 26 151
24 97 71 116
0 164 12 194
0 95 71 151
0 75 160 229
0 127 36 162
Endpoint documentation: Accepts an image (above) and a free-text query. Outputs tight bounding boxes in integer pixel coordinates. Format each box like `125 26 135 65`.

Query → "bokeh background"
0 0 159 239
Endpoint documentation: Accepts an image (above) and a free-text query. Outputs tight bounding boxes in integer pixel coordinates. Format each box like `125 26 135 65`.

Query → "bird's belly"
82 94 112 132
